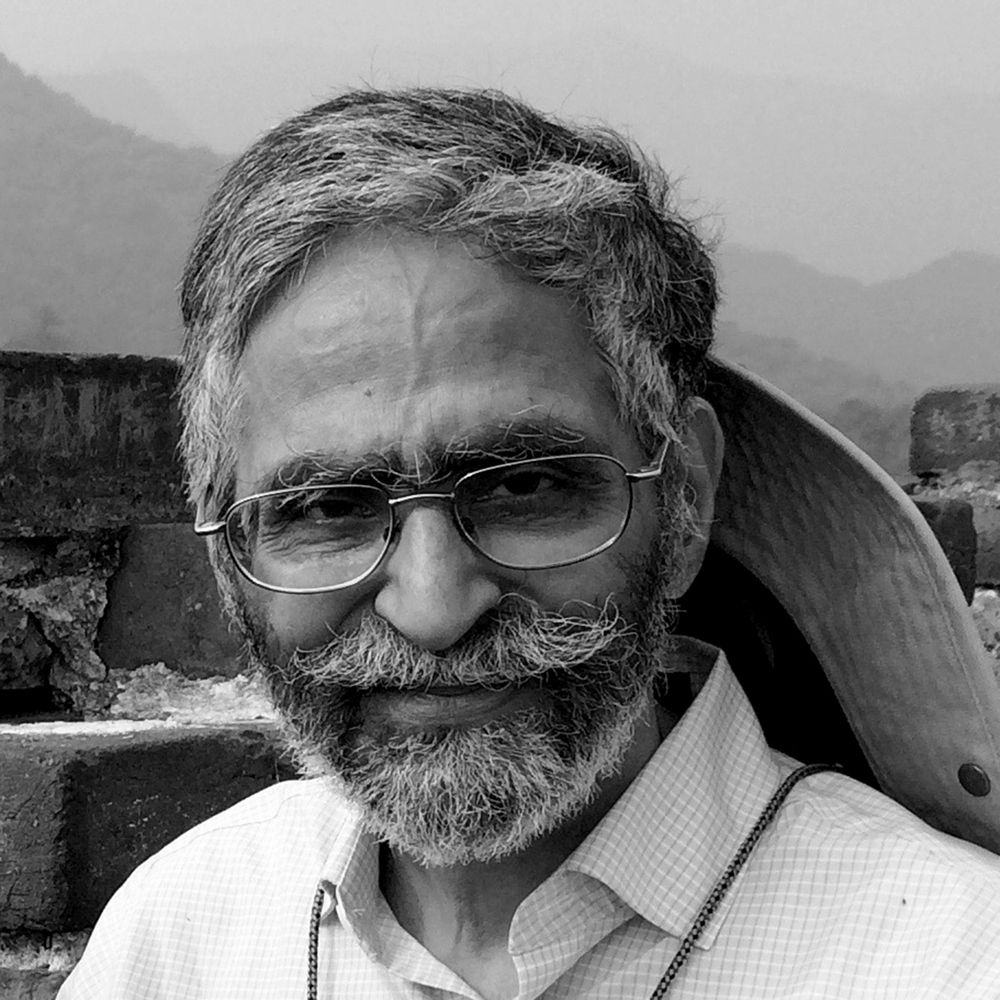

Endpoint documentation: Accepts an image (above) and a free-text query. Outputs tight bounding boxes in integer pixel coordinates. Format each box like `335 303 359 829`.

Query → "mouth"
412 683 509 696
359 683 540 729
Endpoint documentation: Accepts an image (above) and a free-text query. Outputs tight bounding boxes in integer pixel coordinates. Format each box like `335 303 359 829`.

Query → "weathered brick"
0 541 46 584
973 589 1000 674
0 352 185 535
909 463 1000 586
977 507 1000 587
96 525 242 679
0 967 70 1000
0 532 125 710
0 723 296 931
912 498 978 602
910 386 1000 476
0 607 52 689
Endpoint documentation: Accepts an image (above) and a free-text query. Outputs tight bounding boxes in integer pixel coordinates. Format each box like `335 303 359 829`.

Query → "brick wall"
907 386 1000 668
0 352 241 719
909 387 1000 584
0 352 284 998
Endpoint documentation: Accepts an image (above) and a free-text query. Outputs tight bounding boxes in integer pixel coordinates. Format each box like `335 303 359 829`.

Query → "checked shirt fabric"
60 651 1000 999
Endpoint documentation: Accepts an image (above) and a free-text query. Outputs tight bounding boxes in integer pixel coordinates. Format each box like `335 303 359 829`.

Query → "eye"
491 469 559 496
301 494 375 523
463 462 581 512
267 488 384 529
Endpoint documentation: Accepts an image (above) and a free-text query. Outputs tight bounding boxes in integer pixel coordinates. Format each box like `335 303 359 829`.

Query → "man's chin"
294 699 645 867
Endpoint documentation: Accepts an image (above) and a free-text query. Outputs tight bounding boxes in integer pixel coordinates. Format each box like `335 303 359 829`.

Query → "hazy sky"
4 0 999 280
5 0 999 96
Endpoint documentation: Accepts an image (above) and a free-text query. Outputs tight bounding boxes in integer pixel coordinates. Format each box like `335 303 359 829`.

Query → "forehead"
235 231 628 492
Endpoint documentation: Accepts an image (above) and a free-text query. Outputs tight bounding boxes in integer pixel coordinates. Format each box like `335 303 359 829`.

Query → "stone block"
0 722 296 931
912 498 977 603
0 967 70 1000
0 607 52 689
0 930 85 999
3 577 110 696
0 532 126 709
909 463 1000 587
910 385 1000 476
973 589 1000 674
0 351 185 535
97 524 243 679
0 541 46 584
977 508 1000 588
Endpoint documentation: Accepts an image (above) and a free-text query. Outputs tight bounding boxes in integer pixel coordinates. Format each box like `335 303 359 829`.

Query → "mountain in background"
713 322 915 414
45 69 210 149
2 53 991 475
716 246 1000 387
0 54 223 357
48 35 1000 282
712 323 915 475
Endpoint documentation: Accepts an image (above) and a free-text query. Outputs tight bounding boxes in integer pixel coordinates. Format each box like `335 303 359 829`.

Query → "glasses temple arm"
626 440 672 481
193 519 226 536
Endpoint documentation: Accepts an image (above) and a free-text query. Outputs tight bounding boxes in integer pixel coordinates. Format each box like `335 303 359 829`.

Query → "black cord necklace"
306 762 839 999
646 762 839 997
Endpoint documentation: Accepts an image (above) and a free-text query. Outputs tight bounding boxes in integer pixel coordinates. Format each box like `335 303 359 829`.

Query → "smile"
360 684 540 729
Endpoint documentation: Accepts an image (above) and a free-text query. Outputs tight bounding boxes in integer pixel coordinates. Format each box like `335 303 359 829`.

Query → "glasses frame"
194 441 671 595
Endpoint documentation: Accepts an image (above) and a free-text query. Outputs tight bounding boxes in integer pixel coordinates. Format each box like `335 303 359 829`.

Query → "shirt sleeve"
57 858 194 1000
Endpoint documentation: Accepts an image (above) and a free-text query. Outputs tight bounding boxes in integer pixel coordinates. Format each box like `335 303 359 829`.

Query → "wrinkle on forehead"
248 230 593 373
266 231 528 357
236 231 630 495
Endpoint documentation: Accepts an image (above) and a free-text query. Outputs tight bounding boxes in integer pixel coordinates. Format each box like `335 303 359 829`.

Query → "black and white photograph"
1 2 999 996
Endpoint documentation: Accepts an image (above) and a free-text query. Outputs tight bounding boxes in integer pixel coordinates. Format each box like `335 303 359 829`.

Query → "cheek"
524 558 633 616
623 485 669 560
240 585 356 663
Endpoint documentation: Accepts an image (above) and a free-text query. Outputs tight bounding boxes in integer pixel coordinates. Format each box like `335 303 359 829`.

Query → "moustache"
267 596 639 695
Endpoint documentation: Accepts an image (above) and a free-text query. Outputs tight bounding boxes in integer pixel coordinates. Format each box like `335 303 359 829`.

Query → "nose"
373 505 503 652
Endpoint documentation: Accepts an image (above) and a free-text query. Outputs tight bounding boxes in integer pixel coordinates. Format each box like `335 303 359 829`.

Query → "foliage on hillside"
714 323 915 476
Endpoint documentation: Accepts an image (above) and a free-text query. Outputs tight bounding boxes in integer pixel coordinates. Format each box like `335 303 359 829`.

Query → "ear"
664 396 725 599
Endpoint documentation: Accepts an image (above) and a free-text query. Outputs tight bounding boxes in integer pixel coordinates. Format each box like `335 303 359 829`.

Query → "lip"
361 684 538 728
420 684 494 696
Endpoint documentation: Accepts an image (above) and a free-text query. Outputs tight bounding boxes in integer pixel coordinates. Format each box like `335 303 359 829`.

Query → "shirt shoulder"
726 766 1000 996
143 777 352 870
786 765 1000 879
655 764 1000 998
58 779 354 1000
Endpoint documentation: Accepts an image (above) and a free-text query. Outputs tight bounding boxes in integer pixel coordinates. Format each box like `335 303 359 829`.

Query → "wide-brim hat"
691 356 1000 854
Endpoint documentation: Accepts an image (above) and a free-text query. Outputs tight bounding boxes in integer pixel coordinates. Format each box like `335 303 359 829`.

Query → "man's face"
232 230 686 865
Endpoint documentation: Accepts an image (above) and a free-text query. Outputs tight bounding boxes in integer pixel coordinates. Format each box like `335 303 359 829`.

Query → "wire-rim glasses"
194 442 670 594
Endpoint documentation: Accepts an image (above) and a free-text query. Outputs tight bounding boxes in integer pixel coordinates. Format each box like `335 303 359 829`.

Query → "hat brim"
702 356 1000 854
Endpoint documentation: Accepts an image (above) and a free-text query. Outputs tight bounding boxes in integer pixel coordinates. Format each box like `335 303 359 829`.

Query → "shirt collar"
315 641 782 951
564 642 783 949
317 797 375 925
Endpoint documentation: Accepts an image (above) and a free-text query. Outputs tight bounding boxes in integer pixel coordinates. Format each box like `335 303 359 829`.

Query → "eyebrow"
255 418 617 494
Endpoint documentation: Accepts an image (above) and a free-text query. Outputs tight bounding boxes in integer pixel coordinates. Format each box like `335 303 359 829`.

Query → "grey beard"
241 556 678 867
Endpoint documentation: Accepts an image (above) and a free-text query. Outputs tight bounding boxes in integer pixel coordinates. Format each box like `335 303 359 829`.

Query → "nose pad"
373 506 502 652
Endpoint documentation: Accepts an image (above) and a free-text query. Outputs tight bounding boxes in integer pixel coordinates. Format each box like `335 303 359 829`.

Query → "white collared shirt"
60 653 1000 998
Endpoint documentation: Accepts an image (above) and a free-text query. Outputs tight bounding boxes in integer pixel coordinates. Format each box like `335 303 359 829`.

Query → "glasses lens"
226 485 391 591
455 456 631 568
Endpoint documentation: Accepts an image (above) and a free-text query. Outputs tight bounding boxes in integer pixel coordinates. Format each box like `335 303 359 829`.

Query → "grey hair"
179 87 718 529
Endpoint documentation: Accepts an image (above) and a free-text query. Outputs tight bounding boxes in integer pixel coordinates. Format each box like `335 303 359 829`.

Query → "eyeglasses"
194 443 669 594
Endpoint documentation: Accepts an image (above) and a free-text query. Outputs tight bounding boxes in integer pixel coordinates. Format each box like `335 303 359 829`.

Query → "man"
61 88 1000 998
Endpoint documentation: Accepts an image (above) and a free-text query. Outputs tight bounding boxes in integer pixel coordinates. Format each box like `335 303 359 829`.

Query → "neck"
379 698 672 998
